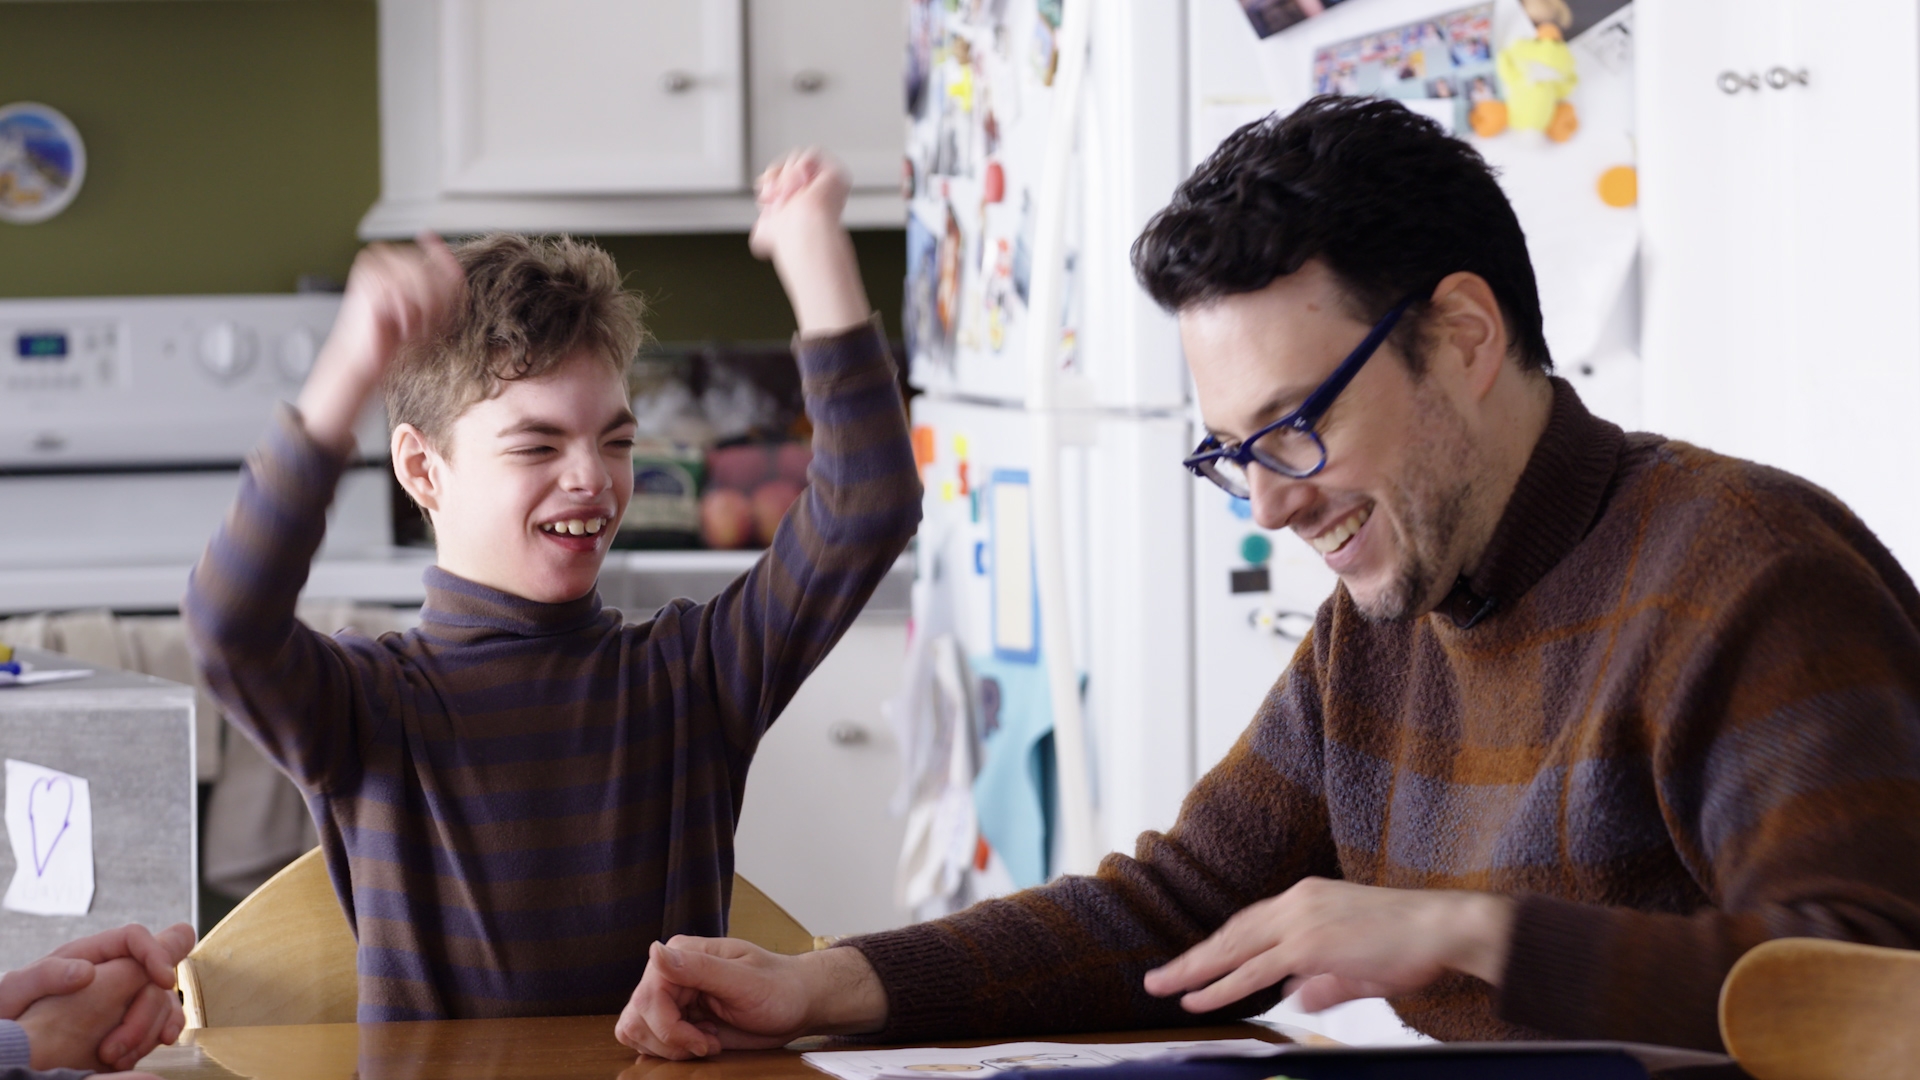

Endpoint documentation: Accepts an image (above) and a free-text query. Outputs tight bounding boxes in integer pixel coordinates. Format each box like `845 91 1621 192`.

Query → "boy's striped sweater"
186 322 920 1020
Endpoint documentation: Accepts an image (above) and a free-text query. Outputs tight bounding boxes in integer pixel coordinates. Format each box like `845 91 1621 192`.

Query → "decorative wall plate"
0 102 87 225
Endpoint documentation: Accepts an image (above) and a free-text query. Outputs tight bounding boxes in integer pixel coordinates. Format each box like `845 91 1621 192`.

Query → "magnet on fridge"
957 460 971 496
1598 165 1637 208
911 425 937 475
988 470 1039 663
1231 568 1272 594
1227 495 1253 521
1240 533 1273 565
941 479 957 502
953 433 970 458
974 540 988 575
970 489 981 523
983 160 1006 204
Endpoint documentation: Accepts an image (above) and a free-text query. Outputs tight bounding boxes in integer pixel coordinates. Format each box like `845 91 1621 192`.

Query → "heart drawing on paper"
27 776 74 877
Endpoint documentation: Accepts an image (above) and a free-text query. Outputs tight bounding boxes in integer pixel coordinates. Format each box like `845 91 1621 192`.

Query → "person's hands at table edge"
616 937 888 1060
16 958 176 1074
52 923 196 1070
1143 878 1513 1014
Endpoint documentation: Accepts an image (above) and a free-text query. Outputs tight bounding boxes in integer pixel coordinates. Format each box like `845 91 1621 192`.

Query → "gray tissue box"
0 647 195 968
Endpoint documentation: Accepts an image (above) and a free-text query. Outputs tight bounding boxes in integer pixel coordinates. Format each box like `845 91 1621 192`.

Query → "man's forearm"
1444 892 1516 986
803 947 889 1036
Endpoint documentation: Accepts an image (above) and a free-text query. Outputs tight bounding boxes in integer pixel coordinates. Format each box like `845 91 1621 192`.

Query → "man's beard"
1351 385 1477 623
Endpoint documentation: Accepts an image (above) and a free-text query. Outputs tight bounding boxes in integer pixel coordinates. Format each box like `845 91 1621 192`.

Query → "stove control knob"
198 322 256 381
278 327 319 383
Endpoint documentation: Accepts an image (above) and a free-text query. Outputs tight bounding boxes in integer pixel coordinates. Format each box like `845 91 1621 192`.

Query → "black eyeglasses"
1183 292 1422 499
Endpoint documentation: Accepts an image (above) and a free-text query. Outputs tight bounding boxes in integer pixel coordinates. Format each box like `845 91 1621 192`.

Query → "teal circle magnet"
1240 533 1273 565
0 103 87 225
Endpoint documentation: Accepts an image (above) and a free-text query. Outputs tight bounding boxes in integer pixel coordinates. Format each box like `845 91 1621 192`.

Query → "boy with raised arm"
184 153 920 1020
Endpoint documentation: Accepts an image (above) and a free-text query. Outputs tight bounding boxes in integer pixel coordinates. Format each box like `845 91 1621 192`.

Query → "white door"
439 0 744 194
747 0 905 188
904 0 1186 413
734 616 913 938
1641 0 1920 571
1191 484 1338 778
911 396 1194 859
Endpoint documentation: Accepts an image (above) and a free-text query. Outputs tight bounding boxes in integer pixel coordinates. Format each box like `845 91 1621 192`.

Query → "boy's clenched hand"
298 233 466 455
750 150 872 337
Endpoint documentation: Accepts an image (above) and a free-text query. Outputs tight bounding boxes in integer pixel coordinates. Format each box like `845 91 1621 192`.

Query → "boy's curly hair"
1131 95 1551 373
385 234 649 450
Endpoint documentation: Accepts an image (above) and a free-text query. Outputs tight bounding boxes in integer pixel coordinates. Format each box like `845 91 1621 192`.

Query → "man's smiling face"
414 348 636 604
1182 261 1482 622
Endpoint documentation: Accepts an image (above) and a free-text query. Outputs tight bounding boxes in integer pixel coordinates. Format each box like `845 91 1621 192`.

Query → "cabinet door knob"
829 721 870 746
793 70 828 93
662 70 696 94
1766 66 1809 89
1718 70 1762 95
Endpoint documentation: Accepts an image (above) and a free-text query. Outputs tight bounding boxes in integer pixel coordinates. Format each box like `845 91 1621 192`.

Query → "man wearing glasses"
616 96 1920 1057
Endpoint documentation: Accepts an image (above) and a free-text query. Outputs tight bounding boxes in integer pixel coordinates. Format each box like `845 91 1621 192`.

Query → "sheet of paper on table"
802 1039 1283 1079
804 1038 1735 1079
3 758 96 916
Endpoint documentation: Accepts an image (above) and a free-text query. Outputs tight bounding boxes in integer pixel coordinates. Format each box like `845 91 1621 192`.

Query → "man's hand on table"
616 937 887 1060
1145 879 1514 1014
0 922 196 1073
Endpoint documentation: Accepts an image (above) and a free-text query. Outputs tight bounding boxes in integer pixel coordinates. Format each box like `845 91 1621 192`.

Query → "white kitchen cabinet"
732 616 912 938
748 0 905 191
440 0 743 195
1639 0 1920 573
363 0 906 238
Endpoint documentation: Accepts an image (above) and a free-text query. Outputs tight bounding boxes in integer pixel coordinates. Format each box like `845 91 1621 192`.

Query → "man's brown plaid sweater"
845 379 1920 1051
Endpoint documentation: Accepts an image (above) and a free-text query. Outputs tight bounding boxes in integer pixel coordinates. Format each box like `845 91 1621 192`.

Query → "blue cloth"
969 652 1055 887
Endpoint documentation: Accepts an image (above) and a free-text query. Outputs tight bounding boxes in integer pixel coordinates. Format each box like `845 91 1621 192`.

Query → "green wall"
0 0 903 342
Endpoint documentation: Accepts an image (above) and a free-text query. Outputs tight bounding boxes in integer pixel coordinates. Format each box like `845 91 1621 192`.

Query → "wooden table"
137 1018 1309 1080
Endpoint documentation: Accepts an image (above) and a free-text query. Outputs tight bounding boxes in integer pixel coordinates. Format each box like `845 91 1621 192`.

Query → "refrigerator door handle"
1019 0 1102 879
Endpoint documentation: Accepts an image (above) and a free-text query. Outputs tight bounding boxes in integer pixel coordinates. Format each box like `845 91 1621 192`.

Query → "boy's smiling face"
398 348 635 604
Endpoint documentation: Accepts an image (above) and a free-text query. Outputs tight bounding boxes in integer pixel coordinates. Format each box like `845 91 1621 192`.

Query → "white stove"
0 294 423 615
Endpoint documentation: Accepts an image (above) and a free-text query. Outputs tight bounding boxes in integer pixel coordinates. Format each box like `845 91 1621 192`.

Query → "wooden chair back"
178 847 820 1028
177 847 356 1028
1719 937 1920 1080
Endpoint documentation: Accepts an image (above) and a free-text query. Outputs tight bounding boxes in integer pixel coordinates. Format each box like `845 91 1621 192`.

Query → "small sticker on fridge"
4 758 95 916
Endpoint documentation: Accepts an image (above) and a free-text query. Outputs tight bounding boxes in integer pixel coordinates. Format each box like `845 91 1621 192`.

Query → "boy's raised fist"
300 233 465 454
748 151 869 337
749 150 853 263
330 233 466 383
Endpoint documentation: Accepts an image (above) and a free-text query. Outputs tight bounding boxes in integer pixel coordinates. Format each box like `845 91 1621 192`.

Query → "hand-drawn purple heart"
27 776 74 877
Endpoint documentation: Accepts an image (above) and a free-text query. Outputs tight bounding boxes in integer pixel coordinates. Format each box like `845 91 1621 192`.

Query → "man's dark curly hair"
1131 95 1552 373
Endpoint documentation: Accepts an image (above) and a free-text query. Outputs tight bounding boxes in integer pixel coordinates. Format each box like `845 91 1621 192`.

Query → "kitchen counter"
0 548 914 617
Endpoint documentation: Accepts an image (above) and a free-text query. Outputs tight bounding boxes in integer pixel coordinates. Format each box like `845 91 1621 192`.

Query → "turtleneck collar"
1439 378 1626 629
418 566 607 645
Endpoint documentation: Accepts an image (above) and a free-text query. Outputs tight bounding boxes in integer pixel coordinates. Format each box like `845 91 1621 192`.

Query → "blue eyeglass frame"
1184 290 1423 489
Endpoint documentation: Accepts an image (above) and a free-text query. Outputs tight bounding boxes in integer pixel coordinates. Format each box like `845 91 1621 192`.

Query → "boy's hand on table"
1143 878 1514 1014
16 958 177 1074
750 150 872 338
616 937 887 1060
299 233 466 455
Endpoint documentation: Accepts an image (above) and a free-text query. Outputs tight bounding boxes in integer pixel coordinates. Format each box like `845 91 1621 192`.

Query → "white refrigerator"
898 0 1200 898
